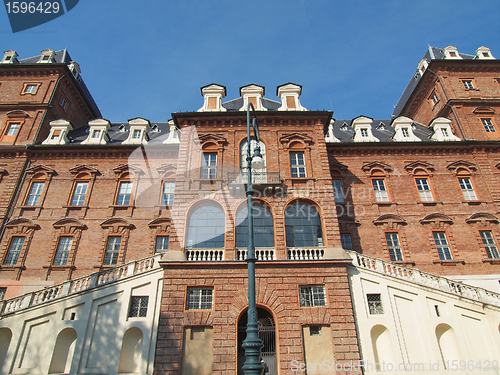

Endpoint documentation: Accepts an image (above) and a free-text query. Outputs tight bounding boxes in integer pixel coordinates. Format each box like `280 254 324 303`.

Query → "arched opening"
284 201 323 247
436 324 461 367
235 202 274 260
370 325 395 365
0 328 12 371
186 202 225 249
118 327 143 374
237 308 277 375
48 328 77 374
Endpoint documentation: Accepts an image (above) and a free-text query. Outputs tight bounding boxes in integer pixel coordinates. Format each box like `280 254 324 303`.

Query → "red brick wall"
155 260 361 375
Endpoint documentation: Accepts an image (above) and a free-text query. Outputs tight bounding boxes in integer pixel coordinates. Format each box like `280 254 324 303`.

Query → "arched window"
48 328 77 374
186 203 225 248
240 139 267 183
235 202 274 248
285 202 323 247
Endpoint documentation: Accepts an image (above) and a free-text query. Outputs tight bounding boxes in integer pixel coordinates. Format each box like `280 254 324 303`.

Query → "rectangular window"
201 153 217 179
402 128 409 137
186 287 213 310
385 233 403 261
116 181 132 205
367 294 384 314
441 128 449 137
103 236 121 265
458 177 477 201
340 233 353 250
431 93 439 105
433 232 452 260
162 181 175 206
290 152 306 178
60 97 67 109
128 296 149 317
22 84 39 94
25 181 44 206
53 236 73 266
5 123 20 136
51 130 61 140
416 178 433 201
155 236 169 253
481 118 496 132
299 285 326 307
480 231 500 259
332 180 344 203
372 179 389 202
132 129 141 139
462 80 474 89
360 128 368 137
4 237 24 266
70 181 89 206
92 130 101 138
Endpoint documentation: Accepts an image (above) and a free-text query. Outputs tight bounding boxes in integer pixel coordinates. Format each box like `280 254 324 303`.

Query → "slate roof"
392 46 481 118
65 122 172 145
330 118 434 143
222 97 281 111
15 49 101 118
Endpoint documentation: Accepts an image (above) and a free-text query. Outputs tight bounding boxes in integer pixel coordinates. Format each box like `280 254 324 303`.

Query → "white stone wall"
0 268 163 375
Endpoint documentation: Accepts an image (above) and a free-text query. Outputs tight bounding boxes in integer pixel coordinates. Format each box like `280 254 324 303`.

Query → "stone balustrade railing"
0 254 162 317
236 248 275 261
185 249 224 261
287 248 325 260
348 251 500 308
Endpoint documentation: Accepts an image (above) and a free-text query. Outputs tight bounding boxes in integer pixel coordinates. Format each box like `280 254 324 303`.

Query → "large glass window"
201 153 217 179
155 236 169 253
480 231 500 259
385 232 403 261
290 152 306 178
70 181 89 206
3 237 24 265
53 236 73 266
104 236 121 265
285 202 323 247
433 232 452 260
186 204 225 248
332 180 345 203
235 203 274 248
25 181 45 206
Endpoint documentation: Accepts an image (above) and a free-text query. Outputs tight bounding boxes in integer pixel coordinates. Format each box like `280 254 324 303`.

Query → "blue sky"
1 0 499 123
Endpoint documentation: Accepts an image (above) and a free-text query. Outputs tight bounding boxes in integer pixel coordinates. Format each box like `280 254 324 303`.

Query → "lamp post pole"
242 102 264 375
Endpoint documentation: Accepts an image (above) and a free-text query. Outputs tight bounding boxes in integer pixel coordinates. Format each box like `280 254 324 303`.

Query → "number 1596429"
5 2 61 14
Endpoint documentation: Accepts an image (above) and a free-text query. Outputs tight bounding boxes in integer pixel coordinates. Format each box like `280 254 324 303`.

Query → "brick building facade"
0 46 499 374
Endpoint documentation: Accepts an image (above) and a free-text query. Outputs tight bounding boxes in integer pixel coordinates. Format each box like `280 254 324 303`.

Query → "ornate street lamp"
242 102 264 375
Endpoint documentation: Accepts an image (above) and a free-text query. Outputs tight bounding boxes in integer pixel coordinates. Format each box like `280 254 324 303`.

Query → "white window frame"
481 118 496 133
5 123 20 136
162 181 175 206
201 153 217 179
290 152 306 178
70 181 89 206
3 237 24 266
116 181 133 205
372 179 389 202
433 232 452 260
155 235 169 253
462 80 475 89
25 181 45 206
53 236 73 266
416 178 433 201
458 177 477 201
385 232 403 261
103 236 121 265
480 230 500 259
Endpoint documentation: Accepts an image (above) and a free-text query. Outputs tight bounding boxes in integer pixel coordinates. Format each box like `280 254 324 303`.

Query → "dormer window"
38 49 55 63
277 83 307 111
51 130 61 140
42 119 73 145
198 84 227 112
392 116 421 142
123 118 150 145
239 84 266 111
402 128 409 137
352 117 379 142
443 46 462 60
429 117 461 142
360 129 368 137
81 119 110 145
1 50 18 64
21 83 40 95
462 80 475 90
441 128 449 137
431 92 439 105
476 46 495 60
340 122 349 131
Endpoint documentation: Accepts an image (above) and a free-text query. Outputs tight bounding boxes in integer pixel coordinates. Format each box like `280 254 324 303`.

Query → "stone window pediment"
446 160 477 175
100 217 134 232
113 164 144 179
373 214 407 227
198 133 227 149
361 161 392 176
53 218 86 232
69 164 100 176
420 213 454 227
465 213 499 225
148 217 171 233
279 133 313 149
26 164 57 177
404 161 435 176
